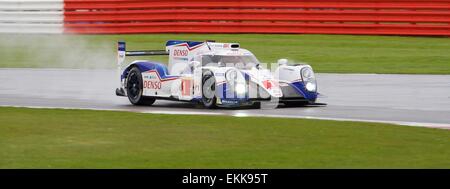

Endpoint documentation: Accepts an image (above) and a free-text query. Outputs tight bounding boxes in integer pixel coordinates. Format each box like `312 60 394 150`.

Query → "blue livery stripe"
118 41 126 51
122 61 178 80
290 82 318 101
166 40 204 48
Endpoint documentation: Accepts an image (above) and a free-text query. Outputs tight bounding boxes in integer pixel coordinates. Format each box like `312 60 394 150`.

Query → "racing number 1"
181 79 191 96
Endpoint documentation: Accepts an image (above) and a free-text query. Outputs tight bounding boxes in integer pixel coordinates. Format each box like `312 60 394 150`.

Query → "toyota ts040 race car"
115 40 319 108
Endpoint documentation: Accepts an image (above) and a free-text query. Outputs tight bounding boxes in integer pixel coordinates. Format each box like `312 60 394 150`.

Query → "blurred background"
0 0 449 73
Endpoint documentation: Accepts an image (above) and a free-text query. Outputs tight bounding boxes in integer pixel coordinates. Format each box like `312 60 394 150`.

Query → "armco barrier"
63 0 450 36
0 0 63 33
63 0 450 10
1 0 449 35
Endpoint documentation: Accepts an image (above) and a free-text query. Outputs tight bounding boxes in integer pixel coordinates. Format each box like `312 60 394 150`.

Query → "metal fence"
1 0 449 35
63 0 450 36
0 0 63 33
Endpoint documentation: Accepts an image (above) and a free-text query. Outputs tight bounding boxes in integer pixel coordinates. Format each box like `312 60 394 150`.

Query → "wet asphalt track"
0 68 449 129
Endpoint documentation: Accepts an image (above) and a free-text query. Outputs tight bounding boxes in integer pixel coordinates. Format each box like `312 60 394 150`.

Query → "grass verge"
0 34 449 74
0 107 449 168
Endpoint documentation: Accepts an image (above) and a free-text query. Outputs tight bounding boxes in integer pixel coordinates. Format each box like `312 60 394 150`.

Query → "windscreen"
201 55 259 69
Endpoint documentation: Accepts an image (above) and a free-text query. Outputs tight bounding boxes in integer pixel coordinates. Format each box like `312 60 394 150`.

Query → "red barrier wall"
64 0 450 36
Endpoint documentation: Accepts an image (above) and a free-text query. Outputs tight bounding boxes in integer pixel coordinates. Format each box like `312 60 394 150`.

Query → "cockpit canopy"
201 55 260 70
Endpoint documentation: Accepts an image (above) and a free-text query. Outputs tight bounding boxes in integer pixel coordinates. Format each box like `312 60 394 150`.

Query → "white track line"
234 113 450 129
2 105 449 130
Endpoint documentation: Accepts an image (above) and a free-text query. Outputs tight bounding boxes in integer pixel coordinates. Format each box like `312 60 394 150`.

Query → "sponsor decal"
144 75 157 79
145 70 179 82
173 49 188 56
144 80 161 89
221 99 239 104
226 51 240 55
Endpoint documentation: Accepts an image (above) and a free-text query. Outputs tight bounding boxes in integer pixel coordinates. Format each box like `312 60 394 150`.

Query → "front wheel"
201 70 217 109
126 67 156 106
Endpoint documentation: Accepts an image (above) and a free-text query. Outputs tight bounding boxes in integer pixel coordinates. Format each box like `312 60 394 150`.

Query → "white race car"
116 40 319 108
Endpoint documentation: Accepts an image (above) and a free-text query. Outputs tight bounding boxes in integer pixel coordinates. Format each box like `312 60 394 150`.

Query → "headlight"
301 67 317 92
301 67 315 79
235 84 246 95
305 82 316 92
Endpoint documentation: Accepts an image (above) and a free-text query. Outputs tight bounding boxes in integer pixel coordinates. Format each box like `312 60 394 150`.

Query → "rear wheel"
126 67 155 106
201 70 217 108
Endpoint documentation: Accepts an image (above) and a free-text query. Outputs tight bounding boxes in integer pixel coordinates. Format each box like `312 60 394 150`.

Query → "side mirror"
277 59 288 66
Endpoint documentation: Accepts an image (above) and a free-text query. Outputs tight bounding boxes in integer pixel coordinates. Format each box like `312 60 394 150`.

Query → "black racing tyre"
126 67 156 106
201 70 217 109
251 102 261 109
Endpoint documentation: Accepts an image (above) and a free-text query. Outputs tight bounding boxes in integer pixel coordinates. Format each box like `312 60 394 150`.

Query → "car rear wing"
117 41 168 71
125 50 168 56
117 41 168 64
117 41 169 89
